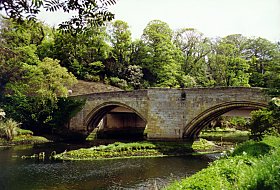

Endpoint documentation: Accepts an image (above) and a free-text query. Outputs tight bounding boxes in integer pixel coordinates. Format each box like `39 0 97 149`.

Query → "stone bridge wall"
68 87 269 140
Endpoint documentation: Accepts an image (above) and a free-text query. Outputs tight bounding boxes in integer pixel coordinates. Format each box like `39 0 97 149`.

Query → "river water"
0 142 213 190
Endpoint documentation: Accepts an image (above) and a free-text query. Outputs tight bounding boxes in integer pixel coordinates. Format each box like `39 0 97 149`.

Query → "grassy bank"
0 128 49 146
199 127 249 142
165 136 280 190
0 135 49 146
53 139 216 161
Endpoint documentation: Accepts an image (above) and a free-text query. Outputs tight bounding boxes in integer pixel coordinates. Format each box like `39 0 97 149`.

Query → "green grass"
0 135 49 146
53 140 215 161
200 128 249 142
165 136 280 190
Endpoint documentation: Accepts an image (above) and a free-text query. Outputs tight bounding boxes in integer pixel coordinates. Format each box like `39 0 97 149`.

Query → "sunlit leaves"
0 0 116 34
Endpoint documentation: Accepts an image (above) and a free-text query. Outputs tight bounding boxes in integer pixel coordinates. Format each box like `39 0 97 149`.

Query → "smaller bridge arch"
85 101 148 138
183 101 267 139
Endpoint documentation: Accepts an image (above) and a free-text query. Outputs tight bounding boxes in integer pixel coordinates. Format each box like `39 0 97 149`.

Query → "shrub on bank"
0 118 20 141
165 136 280 190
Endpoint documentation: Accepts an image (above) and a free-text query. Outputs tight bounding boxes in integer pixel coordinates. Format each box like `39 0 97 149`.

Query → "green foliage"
200 128 249 142
249 98 280 141
246 37 278 88
192 138 215 150
228 117 249 128
1 57 77 130
231 140 272 157
0 17 47 48
53 26 110 80
49 97 86 130
141 20 184 87
218 116 250 130
125 65 143 89
0 0 115 34
173 28 212 86
109 77 129 90
0 18 78 132
166 136 280 190
109 20 132 68
208 36 250 87
0 118 20 141
53 141 194 160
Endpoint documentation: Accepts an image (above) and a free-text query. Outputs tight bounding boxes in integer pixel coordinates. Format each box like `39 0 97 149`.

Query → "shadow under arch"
85 101 147 135
183 101 267 139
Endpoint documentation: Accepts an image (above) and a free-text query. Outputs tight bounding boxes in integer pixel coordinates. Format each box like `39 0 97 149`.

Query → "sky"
37 0 280 42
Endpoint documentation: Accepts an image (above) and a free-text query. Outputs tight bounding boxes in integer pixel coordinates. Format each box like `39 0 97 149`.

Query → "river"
0 142 214 190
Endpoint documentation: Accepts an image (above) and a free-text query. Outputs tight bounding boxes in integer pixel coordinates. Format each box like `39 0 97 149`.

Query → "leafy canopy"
0 0 116 33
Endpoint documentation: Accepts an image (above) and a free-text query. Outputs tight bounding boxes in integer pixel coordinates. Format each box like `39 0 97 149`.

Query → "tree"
245 37 278 87
208 35 250 87
53 25 110 80
108 20 132 68
141 20 184 87
0 17 48 48
264 42 280 96
0 0 116 34
173 28 212 86
1 57 77 131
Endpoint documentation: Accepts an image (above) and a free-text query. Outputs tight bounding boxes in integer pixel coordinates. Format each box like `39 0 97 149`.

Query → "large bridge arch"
85 101 148 134
183 101 267 139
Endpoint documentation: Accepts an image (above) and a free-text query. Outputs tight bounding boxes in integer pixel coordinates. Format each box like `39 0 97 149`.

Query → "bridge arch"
85 101 147 138
183 101 267 139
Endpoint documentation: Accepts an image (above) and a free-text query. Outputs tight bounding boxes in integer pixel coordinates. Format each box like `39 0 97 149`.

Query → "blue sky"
37 0 280 42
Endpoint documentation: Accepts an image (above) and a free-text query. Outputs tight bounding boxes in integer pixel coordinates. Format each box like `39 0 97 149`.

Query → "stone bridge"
67 87 269 140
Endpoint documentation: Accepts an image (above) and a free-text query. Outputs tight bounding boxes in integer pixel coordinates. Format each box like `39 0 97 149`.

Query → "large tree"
244 37 278 87
141 20 186 87
53 25 110 80
173 28 212 86
108 20 132 68
208 35 250 87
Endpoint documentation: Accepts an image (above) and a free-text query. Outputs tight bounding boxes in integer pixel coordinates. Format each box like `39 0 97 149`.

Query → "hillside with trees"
0 6 279 136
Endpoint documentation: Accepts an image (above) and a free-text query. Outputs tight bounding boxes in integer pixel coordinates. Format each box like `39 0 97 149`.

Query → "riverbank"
0 135 49 147
53 138 223 161
165 135 280 190
199 127 249 142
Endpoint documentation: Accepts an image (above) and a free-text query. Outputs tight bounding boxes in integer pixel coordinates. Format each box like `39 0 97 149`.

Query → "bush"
249 98 280 141
84 74 100 82
231 140 271 157
0 118 20 141
109 77 130 90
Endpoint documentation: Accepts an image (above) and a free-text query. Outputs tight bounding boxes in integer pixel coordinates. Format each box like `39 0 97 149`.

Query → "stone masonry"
68 87 269 140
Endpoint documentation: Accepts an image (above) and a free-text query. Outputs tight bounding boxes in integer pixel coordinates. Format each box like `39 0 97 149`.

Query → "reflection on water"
0 143 211 190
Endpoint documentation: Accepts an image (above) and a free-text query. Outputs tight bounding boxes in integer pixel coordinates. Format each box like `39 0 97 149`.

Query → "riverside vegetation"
165 135 280 190
52 139 215 161
0 109 49 146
